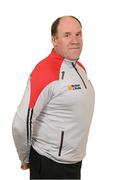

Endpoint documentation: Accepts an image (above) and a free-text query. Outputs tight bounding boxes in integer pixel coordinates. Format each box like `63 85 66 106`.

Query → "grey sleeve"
12 78 31 163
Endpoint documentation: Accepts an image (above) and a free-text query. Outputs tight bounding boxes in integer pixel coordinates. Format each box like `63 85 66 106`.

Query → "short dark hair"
51 16 82 37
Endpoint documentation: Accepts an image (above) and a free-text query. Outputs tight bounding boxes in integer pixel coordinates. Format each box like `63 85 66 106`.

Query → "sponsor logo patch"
67 84 81 91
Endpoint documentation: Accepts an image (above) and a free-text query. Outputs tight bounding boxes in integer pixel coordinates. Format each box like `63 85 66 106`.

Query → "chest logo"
67 84 81 91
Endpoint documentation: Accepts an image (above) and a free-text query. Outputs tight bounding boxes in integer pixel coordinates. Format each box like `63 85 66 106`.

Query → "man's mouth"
69 47 80 50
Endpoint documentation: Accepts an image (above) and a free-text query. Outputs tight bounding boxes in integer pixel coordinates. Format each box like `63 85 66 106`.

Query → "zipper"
58 131 64 156
72 63 87 89
27 108 33 144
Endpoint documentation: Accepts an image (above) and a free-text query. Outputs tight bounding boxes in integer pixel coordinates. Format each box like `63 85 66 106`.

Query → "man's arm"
12 60 55 169
12 78 32 165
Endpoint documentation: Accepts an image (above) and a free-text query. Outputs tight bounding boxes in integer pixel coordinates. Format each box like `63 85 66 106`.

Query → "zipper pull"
61 71 65 80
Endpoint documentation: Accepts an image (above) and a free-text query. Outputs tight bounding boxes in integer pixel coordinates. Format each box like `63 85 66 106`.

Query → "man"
12 15 95 179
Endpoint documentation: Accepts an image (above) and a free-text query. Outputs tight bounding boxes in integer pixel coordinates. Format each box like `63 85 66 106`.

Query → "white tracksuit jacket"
12 49 95 164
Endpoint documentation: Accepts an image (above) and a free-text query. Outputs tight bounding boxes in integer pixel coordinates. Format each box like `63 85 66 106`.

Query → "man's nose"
71 35 79 43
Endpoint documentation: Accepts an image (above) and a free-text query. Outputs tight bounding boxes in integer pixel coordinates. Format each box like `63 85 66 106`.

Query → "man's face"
52 17 83 61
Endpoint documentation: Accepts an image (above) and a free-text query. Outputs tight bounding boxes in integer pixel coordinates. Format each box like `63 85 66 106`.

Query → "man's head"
51 16 83 61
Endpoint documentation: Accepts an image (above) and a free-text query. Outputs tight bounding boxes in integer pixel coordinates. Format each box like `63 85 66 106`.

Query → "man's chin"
67 56 80 61
69 54 81 60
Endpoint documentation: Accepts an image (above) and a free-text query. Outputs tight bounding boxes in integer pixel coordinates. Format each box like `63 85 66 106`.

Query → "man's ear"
51 36 57 47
